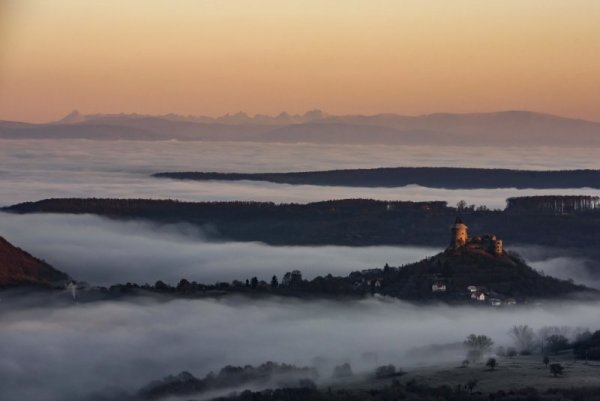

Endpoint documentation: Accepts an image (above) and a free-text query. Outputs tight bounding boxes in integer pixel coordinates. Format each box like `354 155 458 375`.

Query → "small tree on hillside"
486 358 497 370
465 379 478 394
543 355 550 367
270 275 278 288
549 363 564 377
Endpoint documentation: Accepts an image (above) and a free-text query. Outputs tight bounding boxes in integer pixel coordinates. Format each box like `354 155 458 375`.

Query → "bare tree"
509 325 535 353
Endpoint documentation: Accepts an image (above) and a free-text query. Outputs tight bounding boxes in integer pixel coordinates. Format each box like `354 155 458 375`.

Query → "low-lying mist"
0 212 436 285
1 296 599 401
2 140 600 209
514 246 600 290
1 213 598 289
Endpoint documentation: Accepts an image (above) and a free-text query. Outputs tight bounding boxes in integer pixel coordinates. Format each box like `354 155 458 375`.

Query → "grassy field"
329 354 600 393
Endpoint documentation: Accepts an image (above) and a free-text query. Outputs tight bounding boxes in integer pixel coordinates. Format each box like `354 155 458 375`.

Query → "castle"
448 217 503 256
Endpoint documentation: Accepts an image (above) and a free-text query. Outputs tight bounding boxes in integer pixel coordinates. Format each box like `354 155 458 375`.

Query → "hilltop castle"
448 217 503 256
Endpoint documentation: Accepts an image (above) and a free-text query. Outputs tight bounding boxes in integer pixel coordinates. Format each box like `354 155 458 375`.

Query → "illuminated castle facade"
448 217 503 256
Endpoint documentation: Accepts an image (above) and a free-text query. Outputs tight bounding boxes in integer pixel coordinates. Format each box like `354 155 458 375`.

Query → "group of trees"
507 325 590 356
506 195 600 214
462 325 600 380
8 197 600 250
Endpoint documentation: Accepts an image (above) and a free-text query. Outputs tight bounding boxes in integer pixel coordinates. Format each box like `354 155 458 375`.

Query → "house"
490 298 502 307
467 285 479 293
432 281 447 292
471 291 487 301
504 298 517 305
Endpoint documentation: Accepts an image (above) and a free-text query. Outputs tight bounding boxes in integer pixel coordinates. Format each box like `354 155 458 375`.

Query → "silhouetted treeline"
138 362 317 400
506 195 600 214
211 382 600 401
154 167 600 189
104 243 592 303
4 197 600 249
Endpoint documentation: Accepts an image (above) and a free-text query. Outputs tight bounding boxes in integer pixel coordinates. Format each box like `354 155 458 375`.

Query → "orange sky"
1 0 599 123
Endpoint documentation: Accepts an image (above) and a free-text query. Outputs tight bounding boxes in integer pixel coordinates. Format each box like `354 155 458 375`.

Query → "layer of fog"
0 212 437 285
2 213 598 289
2 296 600 401
514 246 600 290
2 139 600 209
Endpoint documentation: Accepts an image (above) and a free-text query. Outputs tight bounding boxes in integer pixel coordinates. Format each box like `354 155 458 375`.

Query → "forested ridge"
154 167 600 189
4 197 600 249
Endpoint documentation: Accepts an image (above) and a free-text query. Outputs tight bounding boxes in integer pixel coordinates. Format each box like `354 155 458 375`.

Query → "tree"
374 365 398 379
270 275 278 288
549 363 564 377
250 277 258 289
457 200 467 211
506 347 517 358
546 335 569 354
486 358 497 370
538 326 571 353
465 379 478 394
464 334 494 361
543 356 550 367
509 325 535 353
461 359 470 368
155 280 169 291
332 363 353 378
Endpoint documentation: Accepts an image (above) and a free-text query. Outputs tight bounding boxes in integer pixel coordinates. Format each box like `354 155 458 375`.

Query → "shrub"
549 363 564 377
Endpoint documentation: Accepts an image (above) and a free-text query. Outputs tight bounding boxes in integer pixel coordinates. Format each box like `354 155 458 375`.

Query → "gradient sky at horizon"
1 0 599 123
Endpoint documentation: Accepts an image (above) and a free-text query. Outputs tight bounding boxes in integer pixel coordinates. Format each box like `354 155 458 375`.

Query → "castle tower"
449 217 468 248
494 240 503 256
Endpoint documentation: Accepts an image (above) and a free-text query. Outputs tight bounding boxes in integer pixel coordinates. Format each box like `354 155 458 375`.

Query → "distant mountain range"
0 236 69 287
1 110 599 146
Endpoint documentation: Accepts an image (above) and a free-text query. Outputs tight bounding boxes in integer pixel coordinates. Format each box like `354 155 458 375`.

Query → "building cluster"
448 217 503 256
429 218 517 306
431 281 517 306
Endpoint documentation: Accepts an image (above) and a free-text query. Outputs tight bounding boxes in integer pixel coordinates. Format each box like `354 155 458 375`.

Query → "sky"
1 0 599 123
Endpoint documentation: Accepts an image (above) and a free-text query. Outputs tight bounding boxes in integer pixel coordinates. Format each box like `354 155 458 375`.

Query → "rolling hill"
0 236 69 287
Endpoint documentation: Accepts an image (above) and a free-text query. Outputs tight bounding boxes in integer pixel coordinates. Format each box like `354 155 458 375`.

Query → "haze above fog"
1 140 599 209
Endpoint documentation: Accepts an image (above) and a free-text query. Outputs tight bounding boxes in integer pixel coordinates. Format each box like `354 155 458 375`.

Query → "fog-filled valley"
0 212 598 290
4 1 600 399
2 295 600 401
2 139 600 401
0 212 438 285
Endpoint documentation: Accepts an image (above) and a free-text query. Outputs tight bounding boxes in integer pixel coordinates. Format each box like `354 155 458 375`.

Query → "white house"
471 291 486 301
490 298 502 307
432 281 447 292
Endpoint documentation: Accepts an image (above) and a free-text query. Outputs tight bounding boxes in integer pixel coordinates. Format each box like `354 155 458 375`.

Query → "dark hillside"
0 236 69 287
4 198 600 249
153 167 600 190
